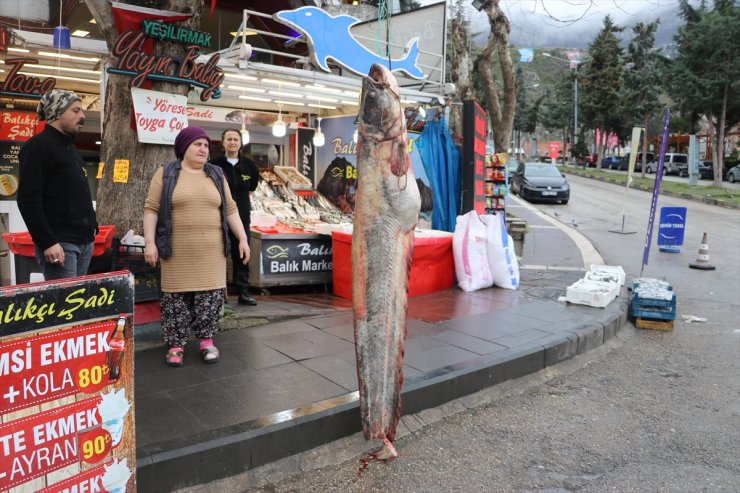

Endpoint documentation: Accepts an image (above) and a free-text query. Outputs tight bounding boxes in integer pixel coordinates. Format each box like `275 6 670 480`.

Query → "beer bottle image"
107 316 127 381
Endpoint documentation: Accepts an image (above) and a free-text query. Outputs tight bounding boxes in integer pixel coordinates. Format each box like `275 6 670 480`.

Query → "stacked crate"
631 278 676 330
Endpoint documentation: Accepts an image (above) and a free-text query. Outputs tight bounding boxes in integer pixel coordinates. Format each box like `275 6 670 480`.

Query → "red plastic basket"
2 225 117 257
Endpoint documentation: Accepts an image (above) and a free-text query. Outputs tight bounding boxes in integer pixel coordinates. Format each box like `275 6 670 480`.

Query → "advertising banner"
130 87 188 145
0 141 20 200
296 127 316 186
642 109 671 269
461 100 487 215
0 111 45 141
314 115 431 225
548 141 560 161
0 272 136 493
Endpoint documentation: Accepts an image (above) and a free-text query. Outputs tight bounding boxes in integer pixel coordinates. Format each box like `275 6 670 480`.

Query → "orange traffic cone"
689 232 716 270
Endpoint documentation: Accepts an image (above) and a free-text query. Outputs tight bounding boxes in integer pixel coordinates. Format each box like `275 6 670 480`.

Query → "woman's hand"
144 243 158 267
238 238 250 265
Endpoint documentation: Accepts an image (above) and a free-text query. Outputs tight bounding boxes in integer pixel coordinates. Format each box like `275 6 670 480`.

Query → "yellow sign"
96 161 104 179
113 159 129 183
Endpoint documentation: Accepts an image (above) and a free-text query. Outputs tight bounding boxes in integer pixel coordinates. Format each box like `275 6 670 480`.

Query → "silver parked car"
727 165 740 183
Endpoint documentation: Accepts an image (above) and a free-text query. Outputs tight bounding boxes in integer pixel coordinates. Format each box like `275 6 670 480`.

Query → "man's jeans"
34 241 94 281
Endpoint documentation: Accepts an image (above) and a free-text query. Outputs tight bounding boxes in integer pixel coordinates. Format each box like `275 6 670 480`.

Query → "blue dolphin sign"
274 7 425 79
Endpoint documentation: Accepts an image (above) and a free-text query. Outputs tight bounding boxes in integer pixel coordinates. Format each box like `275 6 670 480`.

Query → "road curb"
135 297 630 492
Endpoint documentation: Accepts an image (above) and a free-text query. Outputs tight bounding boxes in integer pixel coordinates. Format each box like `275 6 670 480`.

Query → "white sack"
453 211 493 292
481 213 520 290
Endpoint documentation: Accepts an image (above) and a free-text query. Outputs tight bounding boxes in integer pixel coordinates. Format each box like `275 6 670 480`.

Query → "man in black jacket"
17 89 97 281
209 129 260 305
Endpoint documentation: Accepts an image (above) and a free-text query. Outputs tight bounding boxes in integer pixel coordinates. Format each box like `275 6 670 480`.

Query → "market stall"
247 168 353 289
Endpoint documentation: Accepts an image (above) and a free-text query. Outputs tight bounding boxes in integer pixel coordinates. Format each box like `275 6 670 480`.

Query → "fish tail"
399 38 424 79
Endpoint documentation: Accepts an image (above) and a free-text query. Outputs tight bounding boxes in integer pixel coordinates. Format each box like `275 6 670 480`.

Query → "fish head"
274 7 326 35
358 63 405 142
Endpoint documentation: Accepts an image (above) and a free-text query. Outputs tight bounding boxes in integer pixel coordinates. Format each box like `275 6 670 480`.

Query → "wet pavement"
133 201 630 492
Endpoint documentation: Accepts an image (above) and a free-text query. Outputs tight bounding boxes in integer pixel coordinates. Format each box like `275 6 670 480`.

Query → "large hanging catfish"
353 63 421 459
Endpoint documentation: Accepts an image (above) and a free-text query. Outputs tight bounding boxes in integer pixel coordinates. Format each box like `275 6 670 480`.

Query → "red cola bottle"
107 315 126 381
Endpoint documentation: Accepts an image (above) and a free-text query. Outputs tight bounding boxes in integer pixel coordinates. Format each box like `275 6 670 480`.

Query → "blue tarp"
418 118 460 232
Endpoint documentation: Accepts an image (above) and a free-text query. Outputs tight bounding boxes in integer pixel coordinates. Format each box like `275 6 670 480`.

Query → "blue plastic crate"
631 293 676 321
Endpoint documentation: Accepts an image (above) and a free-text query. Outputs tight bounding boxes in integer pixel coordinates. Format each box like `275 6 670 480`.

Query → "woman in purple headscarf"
142 126 250 367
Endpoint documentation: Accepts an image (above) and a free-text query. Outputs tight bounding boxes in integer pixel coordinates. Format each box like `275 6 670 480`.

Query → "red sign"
38 460 113 493
0 111 45 141
548 141 561 160
0 396 104 489
0 58 57 99
0 273 135 492
472 102 487 215
0 320 117 414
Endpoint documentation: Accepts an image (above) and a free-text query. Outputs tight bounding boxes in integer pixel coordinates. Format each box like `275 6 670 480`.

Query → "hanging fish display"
352 63 421 459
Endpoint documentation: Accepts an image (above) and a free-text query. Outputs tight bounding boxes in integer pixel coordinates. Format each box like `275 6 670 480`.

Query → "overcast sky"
456 0 694 49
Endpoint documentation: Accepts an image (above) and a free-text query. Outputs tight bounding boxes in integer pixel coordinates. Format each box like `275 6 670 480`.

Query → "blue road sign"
658 206 687 253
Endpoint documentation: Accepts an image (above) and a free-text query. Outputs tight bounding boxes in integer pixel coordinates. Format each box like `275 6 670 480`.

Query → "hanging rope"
375 0 392 69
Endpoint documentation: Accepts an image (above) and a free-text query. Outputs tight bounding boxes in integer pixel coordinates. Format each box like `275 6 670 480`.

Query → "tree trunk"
714 83 728 186
475 0 515 154
85 0 203 234
447 18 474 143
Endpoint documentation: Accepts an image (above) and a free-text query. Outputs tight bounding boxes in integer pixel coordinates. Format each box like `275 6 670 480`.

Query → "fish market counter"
331 229 455 299
248 228 333 289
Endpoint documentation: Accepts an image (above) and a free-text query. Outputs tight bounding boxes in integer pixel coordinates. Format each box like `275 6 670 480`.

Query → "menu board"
0 272 136 492
0 141 20 200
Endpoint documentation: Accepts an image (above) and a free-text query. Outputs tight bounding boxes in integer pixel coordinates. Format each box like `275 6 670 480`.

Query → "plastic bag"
452 211 493 292
481 213 520 290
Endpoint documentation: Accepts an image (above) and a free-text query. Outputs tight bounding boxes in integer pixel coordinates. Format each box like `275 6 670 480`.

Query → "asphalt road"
212 175 739 493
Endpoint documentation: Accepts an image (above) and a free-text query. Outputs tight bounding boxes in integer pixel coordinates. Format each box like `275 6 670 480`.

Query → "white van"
646 153 688 175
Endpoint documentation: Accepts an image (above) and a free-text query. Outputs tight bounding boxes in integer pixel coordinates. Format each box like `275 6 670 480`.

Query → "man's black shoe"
238 294 258 306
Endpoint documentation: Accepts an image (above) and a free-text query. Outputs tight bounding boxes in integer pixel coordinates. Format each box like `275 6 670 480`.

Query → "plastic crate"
2 225 117 257
566 279 620 308
111 238 160 302
631 292 676 321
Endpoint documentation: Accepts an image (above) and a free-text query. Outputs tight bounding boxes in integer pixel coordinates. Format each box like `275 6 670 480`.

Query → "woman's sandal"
200 342 220 364
165 347 184 367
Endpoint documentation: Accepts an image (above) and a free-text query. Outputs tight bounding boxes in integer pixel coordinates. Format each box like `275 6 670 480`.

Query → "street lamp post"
542 53 591 147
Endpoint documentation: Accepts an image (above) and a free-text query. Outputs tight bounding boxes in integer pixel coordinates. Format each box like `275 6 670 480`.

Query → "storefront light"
18 71 99 84
270 90 303 98
238 95 271 102
313 117 325 147
274 100 304 106
304 84 343 94
272 103 286 137
304 95 338 103
37 51 100 63
226 84 265 93
272 119 286 137
0 60 100 76
340 100 359 106
307 103 336 110
224 73 258 81
261 78 300 87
